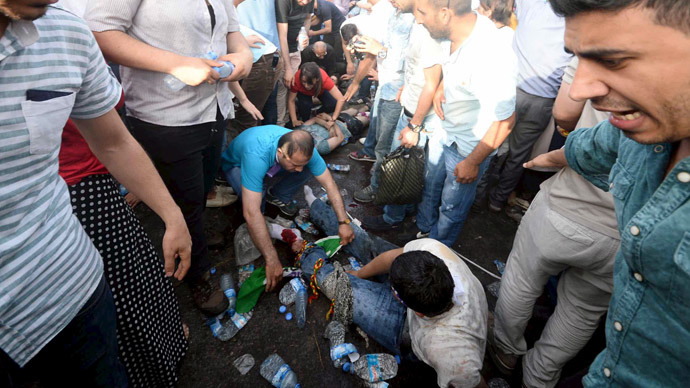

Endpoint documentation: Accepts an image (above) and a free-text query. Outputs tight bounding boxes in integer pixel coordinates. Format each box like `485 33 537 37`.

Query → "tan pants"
493 191 619 388
276 51 302 127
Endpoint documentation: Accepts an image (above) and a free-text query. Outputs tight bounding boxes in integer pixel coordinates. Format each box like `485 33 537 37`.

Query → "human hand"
346 269 362 278
264 258 283 291
367 68 378 82
340 73 354 81
353 35 383 56
292 119 304 127
399 127 419 148
346 62 355 75
296 34 308 51
218 52 251 81
245 34 266 49
454 159 480 184
344 83 361 102
283 67 295 88
395 86 403 102
124 192 141 208
169 56 223 86
338 224 355 245
433 86 445 120
524 149 567 169
238 98 264 121
162 215 192 280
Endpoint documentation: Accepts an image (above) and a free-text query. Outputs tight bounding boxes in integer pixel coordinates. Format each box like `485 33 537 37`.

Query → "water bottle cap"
210 267 216 274
285 312 293 320
279 305 287 314
395 355 401 364
342 362 351 372
295 385 301 388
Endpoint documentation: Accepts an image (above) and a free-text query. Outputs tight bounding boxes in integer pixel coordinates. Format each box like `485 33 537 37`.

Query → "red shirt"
290 68 334 96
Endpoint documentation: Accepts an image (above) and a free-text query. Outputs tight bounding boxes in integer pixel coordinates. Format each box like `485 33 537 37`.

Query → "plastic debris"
233 354 255 376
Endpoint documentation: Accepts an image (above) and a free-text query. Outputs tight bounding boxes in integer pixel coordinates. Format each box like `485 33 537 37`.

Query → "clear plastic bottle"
327 163 351 172
324 321 353 368
279 278 309 328
206 316 233 341
279 277 304 306
343 353 399 382
260 353 301 388
164 51 234 90
220 273 236 315
222 311 253 340
348 257 363 271
298 27 308 52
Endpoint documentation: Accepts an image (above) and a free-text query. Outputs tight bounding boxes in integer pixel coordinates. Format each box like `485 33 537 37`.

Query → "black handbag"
374 145 425 205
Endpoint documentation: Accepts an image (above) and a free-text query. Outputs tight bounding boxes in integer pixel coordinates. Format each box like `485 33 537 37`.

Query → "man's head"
478 0 512 26
389 251 454 317
415 0 473 39
0 0 55 21
340 23 359 44
312 41 328 59
390 0 415 14
550 0 690 144
296 0 312 7
277 130 315 172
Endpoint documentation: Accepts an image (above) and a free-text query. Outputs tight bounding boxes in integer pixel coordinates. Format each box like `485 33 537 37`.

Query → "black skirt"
69 174 187 387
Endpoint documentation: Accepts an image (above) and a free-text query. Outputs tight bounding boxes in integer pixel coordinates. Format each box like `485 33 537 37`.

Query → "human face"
300 77 315 91
278 148 310 172
564 8 690 144
313 47 326 59
415 0 450 39
297 0 311 7
0 0 56 21
390 0 414 14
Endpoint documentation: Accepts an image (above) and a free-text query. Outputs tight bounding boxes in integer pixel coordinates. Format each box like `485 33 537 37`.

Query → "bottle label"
367 354 382 382
231 312 249 329
290 278 306 292
330 343 357 360
348 257 362 271
272 364 291 387
224 289 236 299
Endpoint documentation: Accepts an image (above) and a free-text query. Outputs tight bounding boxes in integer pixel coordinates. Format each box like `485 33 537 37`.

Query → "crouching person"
272 188 489 387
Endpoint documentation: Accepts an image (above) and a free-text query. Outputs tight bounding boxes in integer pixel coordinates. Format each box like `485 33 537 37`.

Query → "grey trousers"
493 191 619 388
489 88 554 207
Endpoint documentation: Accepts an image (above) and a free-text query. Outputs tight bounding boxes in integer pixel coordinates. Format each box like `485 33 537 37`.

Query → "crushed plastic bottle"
238 264 255 287
343 353 398 382
221 311 253 340
206 316 234 342
220 273 236 315
260 354 301 388
348 257 363 271
234 223 261 266
164 51 234 90
294 217 318 235
327 163 351 172
487 281 501 299
493 260 506 276
325 321 359 368
279 278 307 328
233 354 255 375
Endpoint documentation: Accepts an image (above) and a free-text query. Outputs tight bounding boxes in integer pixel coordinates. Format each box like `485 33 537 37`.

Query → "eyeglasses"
391 285 407 308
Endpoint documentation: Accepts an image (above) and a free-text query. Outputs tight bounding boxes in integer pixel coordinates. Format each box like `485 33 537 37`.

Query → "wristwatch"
338 219 351 225
407 122 424 133
377 48 387 60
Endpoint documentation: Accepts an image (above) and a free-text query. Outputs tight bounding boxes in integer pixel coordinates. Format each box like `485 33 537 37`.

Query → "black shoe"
361 215 400 232
266 190 298 217
189 272 229 316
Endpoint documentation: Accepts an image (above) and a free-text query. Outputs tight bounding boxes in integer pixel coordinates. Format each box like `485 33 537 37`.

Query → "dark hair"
278 129 315 158
549 0 690 34
340 23 358 43
429 0 473 16
390 251 454 317
480 0 513 26
299 62 323 96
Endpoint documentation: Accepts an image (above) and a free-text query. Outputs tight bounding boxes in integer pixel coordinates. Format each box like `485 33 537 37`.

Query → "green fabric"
315 236 342 258
236 266 266 313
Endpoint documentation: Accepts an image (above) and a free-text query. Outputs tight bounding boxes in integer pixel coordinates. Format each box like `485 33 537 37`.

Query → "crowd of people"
0 0 688 387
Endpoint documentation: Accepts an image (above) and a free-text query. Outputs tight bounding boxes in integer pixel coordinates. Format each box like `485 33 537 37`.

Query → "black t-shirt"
275 0 314 52
301 43 337 75
313 0 345 34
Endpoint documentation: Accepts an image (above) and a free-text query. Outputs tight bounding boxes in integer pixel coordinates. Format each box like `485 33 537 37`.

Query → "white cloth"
439 13 517 157
58 0 86 17
86 0 240 126
399 23 444 115
403 239 488 388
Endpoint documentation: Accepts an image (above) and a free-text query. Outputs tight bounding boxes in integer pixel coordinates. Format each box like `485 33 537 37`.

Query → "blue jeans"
370 98 403 190
225 166 313 205
300 199 406 353
382 111 436 225
416 135 492 246
361 86 380 157
261 83 279 125
296 91 338 122
1 277 127 388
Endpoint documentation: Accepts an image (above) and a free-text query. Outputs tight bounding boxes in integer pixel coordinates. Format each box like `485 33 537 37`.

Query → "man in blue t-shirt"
222 125 354 289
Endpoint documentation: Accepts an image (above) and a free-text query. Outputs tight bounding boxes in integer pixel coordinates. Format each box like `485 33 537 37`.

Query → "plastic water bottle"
324 321 349 368
164 51 235 90
343 354 399 382
298 27 308 52
369 82 376 101
206 316 234 341
348 257 363 271
222 311 253 340
220 273 237 315
294 279 308 328
279 277 306 306
327 163 351 172
260 354 301 388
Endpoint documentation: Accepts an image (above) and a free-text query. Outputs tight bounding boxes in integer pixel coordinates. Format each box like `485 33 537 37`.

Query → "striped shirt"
0 6 121 366
86 0 240 126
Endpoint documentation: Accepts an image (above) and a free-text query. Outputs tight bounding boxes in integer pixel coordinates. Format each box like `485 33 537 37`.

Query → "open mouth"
610 110 642 121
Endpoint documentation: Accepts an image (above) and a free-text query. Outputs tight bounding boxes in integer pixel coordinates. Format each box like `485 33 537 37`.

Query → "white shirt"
86 0 240 126
399 23 443 115
439 14 517 157
404 239 488 388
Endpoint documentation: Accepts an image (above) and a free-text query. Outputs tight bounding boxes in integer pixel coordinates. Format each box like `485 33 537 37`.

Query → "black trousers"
128 110 226 281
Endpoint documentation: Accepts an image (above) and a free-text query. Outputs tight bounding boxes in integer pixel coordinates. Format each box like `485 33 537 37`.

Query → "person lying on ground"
297 112 370 154
268 186 489 388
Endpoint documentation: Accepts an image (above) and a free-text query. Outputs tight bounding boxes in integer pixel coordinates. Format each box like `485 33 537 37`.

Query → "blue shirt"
377 12 414 101
221 125 327 193
236 0 280 48
565 121 690 387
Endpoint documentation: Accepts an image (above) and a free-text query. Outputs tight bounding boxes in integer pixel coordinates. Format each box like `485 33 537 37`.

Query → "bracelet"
338 219 351 225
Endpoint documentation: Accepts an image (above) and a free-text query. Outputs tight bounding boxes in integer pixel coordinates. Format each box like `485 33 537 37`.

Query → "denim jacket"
565 121 690 387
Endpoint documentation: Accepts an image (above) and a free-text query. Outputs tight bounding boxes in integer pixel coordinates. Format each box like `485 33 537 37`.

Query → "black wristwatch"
407 122 424 133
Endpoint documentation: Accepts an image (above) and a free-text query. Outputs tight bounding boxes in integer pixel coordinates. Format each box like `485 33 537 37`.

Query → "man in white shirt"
414 0 516 247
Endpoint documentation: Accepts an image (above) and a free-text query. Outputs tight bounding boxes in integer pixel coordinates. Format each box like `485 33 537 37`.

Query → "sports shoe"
217 185 235 195
358 137 366 145
206 189 238 208
189 272 229 316
416 230 430 238
266 190 298 217
488 201 503 213
487 328 518 376
361 215 400 232
354 185 376 203
349 151 375 163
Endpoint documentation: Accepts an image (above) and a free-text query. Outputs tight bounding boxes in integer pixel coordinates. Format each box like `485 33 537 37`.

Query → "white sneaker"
416 231 430 239
206 191 238 208
358 137 365 145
